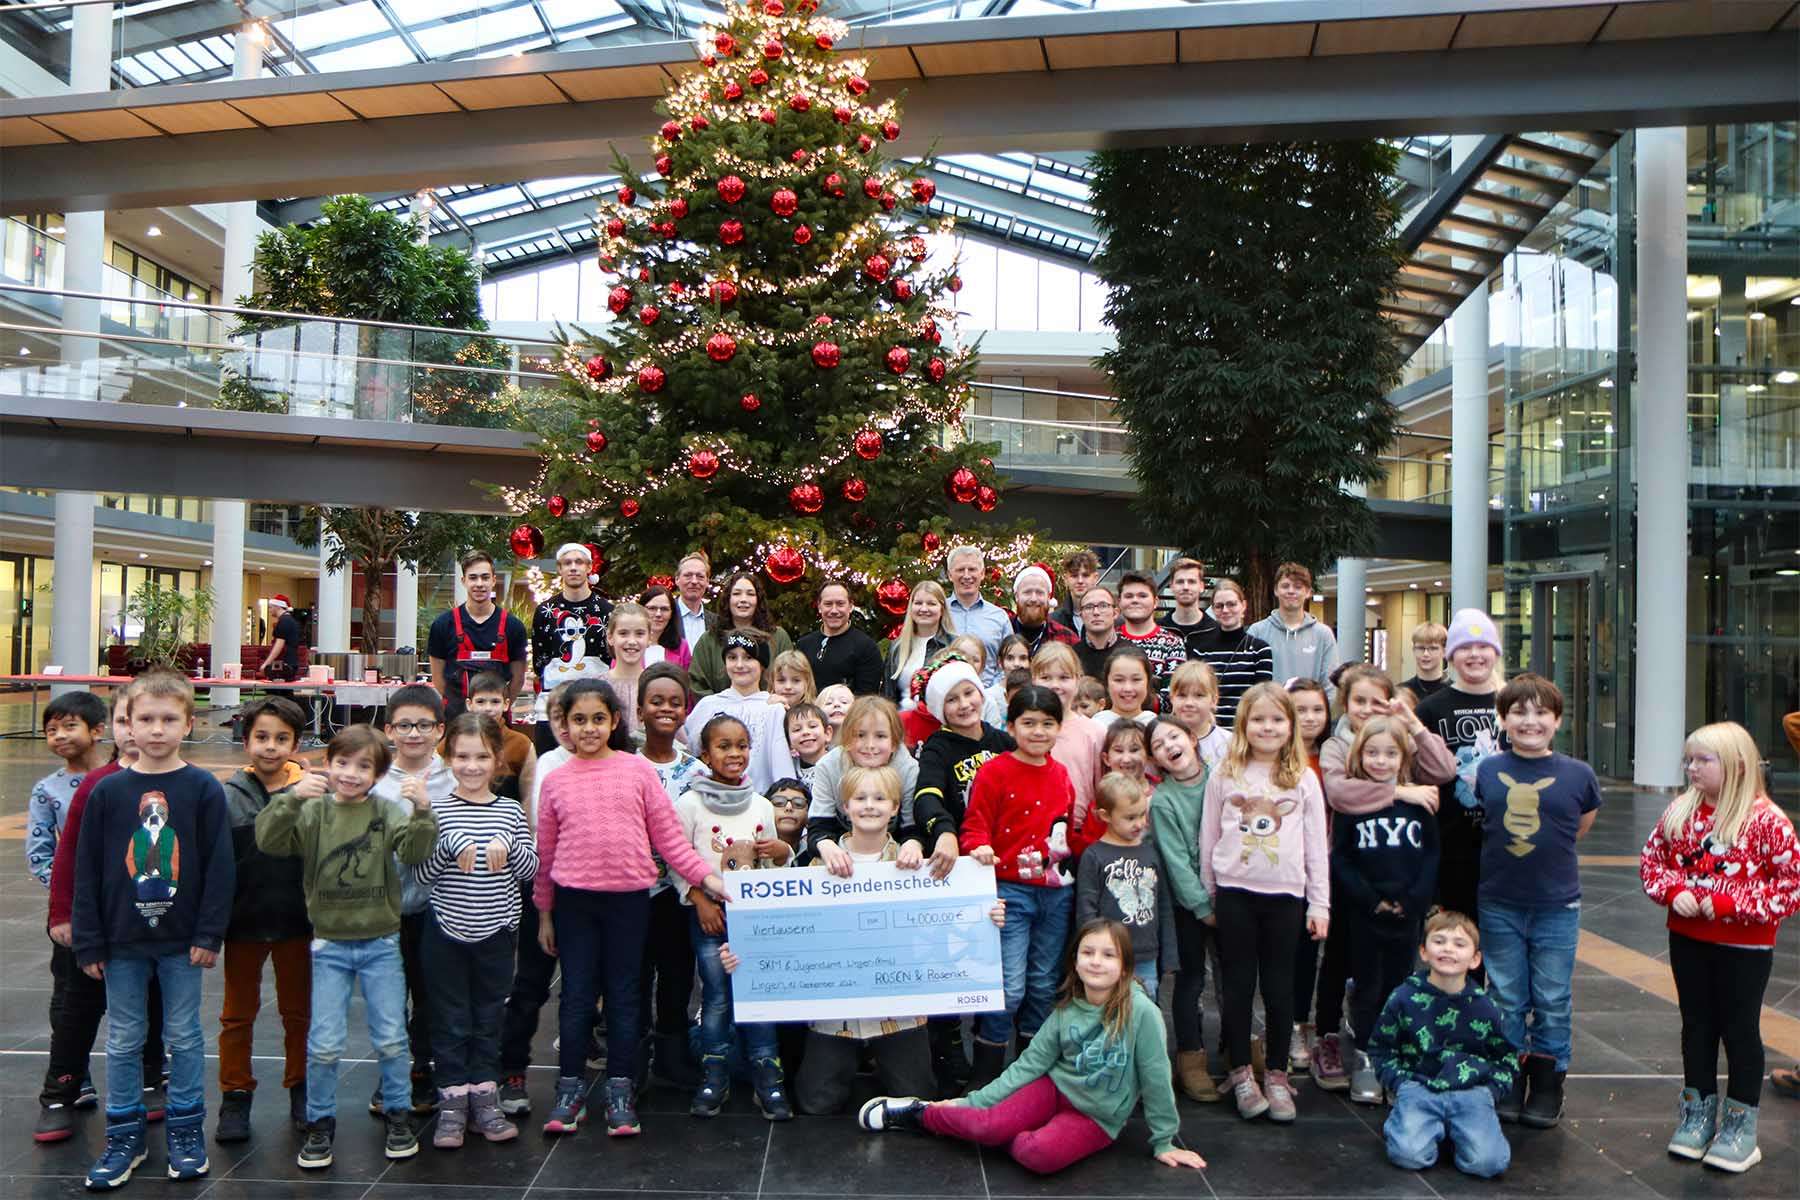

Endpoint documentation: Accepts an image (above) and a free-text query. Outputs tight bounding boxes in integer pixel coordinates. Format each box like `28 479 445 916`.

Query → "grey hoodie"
1247 608 1341 702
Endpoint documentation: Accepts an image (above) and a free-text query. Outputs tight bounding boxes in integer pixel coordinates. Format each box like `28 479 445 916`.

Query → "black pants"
1346 915 1422 1044
43 941 164 1105
552 885 649 1081
1171 907 1212 1052
1310 914 1352 1033
399 910 433 1074
638 887 695 1037
795 1026 936 1115
500 886 559 1073
423 918 515 1087
1215 889 1305 1072
1669 930 1772 1106
1435 807 1485 922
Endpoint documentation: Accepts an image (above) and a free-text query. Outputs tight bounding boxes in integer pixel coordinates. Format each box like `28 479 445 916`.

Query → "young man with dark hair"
1248 562 1340 701
1051 549 1101 634
1159 558 1217 641
797 580 885 695
529 543 612 753
1116 570 1187 710
428 552 528 722
1074 585 1122 681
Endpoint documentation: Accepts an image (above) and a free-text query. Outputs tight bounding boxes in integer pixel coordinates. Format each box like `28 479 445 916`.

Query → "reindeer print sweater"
1473 751 1600 907
1367 970 1517 1101
256 790 437 941
1640 798 1800 949
1199 760 1330 921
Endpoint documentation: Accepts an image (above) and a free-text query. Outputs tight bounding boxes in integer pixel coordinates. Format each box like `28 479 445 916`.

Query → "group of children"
25 593 1799 1189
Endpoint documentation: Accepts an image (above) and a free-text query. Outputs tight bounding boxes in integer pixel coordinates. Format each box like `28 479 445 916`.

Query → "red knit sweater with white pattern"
960 752 1075 887
1640 798 1800 947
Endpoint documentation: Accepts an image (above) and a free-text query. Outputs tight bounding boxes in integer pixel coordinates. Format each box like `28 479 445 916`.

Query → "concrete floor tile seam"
753 1120 773 1200
1539 1109 1679 1200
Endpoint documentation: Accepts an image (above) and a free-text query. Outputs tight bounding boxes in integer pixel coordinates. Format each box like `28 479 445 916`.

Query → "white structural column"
49 493 95 693
1449 135 1492 616
1335 481 1368 664
395 560 420 655
315 523 352 654
1632 129 1690 789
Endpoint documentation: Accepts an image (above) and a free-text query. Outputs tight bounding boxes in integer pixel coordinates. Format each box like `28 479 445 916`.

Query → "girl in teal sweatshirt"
857 919 1207 1176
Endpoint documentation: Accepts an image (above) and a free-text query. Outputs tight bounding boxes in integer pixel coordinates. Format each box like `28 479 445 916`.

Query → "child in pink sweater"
533 680 724 1140
1200 683 1330 1125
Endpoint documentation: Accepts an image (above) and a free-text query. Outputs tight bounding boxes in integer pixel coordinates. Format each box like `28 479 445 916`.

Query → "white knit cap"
554 543 592 563
924 660 983 724
1013 564 1053 597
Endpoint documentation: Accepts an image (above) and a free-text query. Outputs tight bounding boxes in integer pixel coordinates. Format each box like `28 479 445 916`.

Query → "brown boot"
1251 1035 1267 1086
1176 1050 1222 1103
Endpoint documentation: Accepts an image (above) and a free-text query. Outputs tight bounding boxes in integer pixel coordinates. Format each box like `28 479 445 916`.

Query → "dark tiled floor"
1 740 1794 1199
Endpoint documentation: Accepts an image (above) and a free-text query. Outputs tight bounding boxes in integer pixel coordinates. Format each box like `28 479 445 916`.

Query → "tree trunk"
1245 551 1276 624
361 559 385 654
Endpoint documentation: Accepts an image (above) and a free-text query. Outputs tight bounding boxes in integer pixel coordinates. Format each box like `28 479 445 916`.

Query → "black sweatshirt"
911 725 1015 845
1330 799 1440 933
73 764 234 967
221 765 312 943
796 626 886 695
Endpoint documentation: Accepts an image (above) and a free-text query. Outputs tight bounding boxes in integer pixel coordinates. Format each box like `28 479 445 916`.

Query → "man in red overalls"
426 551 529 721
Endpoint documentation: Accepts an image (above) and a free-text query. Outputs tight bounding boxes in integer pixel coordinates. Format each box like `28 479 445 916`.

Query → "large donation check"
722 860 1005 1023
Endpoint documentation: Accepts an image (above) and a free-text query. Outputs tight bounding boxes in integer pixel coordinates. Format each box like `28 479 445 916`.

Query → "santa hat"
1013 563 1054 598
268 594 291 610
554 542 592 563
923 659 983 724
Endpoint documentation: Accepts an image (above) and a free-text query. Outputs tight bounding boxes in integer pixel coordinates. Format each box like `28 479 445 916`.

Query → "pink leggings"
922 1076 1115 1174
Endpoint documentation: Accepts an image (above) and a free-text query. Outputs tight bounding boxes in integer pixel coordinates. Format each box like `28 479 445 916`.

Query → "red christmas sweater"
1640 798 1800 948
960 751 1075 888
48 760 123 929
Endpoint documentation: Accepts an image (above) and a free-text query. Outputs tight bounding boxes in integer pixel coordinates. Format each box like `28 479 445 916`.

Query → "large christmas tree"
505 0 1031 631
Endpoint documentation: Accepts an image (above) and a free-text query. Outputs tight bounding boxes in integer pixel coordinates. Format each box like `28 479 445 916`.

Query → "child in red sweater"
961 685 1076 1090
1641 720 1799 1174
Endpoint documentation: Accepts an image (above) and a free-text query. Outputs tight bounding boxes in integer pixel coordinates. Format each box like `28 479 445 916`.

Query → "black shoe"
1521 1053 1565 1128
650 1032 699 1089
751 1058 793 1122
499 1072 531 1116
76 1075 99 1110
368 1087 384 1117
214 1090 252 1144
857 1095 927 1132
603 1077 640 1137
690 1056 729 1118
967 1039 1006 1094
34 1101 75 1143
289 1084 308 1133
1496 1057 1527 1124
410 1072 438 1115
297 1119 334 1170
383 1110 419 1159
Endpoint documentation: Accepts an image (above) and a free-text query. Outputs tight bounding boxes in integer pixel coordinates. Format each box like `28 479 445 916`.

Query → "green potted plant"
124 579 215 672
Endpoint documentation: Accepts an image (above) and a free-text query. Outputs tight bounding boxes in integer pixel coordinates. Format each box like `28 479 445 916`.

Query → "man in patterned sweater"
1367 910 1514 1179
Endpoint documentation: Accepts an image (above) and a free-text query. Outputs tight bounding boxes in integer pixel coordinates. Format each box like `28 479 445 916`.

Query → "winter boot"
1177 1049 1221 1103
858 1095 928 1132
751 1057 793 1122
468 1082 518 1142
1250 1034 1267 1086
602 1077 640 1137
1701 1099 1761 1173
499 1072 531 1116
1496 1055 1527 1123
542 1075 586 1135
1520 1053 1565 1128
1667 1088 1716 1160
163 1105 208 1181
690 1055 730 1118
1230 1065 1269 1120
967 1039 1007 1094
214 1090 252 1144
432 1087 468 1149
85 1111 148 1190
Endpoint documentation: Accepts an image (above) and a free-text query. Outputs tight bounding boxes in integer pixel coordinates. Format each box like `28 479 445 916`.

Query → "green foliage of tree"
1089 142 1406 607
123 579 215 670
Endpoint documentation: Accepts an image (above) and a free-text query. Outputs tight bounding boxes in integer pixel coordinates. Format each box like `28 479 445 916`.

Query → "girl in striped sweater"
417 714 539 1150
1641 721 1800 1174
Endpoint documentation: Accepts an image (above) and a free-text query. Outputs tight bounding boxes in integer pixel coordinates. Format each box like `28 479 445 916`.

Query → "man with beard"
1008 564 1077 657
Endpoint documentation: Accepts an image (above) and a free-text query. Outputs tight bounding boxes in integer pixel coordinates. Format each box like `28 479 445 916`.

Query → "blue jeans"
103 953 204 1117
977 882 1073 1045
1385 1081 1511 1178
1478 898 1579 1069
307 935 410 1121
691 912 777 1062
1134 959 1160 1000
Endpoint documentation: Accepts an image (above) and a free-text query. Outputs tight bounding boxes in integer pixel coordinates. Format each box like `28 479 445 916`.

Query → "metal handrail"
0 281 561 345
0 321 562 382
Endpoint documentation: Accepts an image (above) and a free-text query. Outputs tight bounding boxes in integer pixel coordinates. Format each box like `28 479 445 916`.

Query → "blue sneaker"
85 1112 147 1190
164 1106 208 1181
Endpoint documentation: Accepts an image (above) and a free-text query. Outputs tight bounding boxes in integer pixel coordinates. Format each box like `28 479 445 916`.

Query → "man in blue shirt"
943 545 1010 686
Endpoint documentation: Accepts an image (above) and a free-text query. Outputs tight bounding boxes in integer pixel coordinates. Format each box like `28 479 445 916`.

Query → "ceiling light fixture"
146 225 162 237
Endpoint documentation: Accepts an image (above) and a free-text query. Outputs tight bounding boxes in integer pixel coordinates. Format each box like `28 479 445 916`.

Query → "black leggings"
1293 911 1351 1032
1215 888 1305 1072
1669 930 1772 1106
1171 907 1211 1053
1346 917 1422 1045
638 887 695 1037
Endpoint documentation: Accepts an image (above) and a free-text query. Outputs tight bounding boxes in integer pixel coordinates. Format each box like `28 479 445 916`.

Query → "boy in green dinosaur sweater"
1367 910 1514 1179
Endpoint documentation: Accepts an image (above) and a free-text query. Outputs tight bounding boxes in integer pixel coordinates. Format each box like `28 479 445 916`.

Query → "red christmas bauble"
980 456 993 469
788 93 810 112
793 224 812 245
833 105 853 124
882 119 900 141
797 0 817 12
907 235 928 258
787 482 824 514
619 498 641 519
605 217 624 237
706 331 737 362
879 192 897 211
715 32 737 55
739 392 761 412
884 346 911 374
770 188 798 217
638 304 660 326
669 197 689 218
791 148 810 164
660 120 681 141
759 108 777 125
763 38 784 60
975 485 999 512
853 428 883 459
926 357 947 383
892 278 913 301
847 76 870 96
911 177 936 204
546 494 567 517
988 565 1002 584
646 573 675 592
690 115 709 131
920 317 940 344
857 133 874 153
816 34 834 49
717 174 746 204
584 354 611 381
637 365 666 393
840 477 868 503
668 281 685 295
765 545 806 585
723 81 743 101
719 219 745 245
763 0 785 14
618 186 635 206
810 341 841 368
875 577 910 616
850 511 875 530
863 176 884 199
607 285 632 314
637 267 650 280
510 524 544 559
922 531 941 554
814 314 833 325
585 543 607 579
655 154 673 175
688 449 720 479
701 54 716 67
949 275 963 293
586 429 609 453
711 279 738 305
654 221 676 240
748 67 769 86
948 466 979 504
864 253 891 282
823 172 846 198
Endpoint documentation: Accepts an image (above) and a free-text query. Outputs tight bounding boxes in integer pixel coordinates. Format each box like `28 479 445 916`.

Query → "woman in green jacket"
687 570 792 698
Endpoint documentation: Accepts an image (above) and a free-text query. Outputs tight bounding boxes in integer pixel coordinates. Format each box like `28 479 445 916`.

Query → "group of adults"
419 540 1344 740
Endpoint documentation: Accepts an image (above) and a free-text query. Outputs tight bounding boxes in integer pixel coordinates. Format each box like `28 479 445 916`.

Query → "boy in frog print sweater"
1366 910 1515 1179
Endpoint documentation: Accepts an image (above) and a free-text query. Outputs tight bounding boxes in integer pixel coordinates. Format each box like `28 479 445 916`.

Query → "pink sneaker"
1311 1032 1349 1092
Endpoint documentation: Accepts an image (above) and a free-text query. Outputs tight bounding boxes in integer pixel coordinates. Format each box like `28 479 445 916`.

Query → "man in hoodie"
1248 562 1341 702
216 697 315 1143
